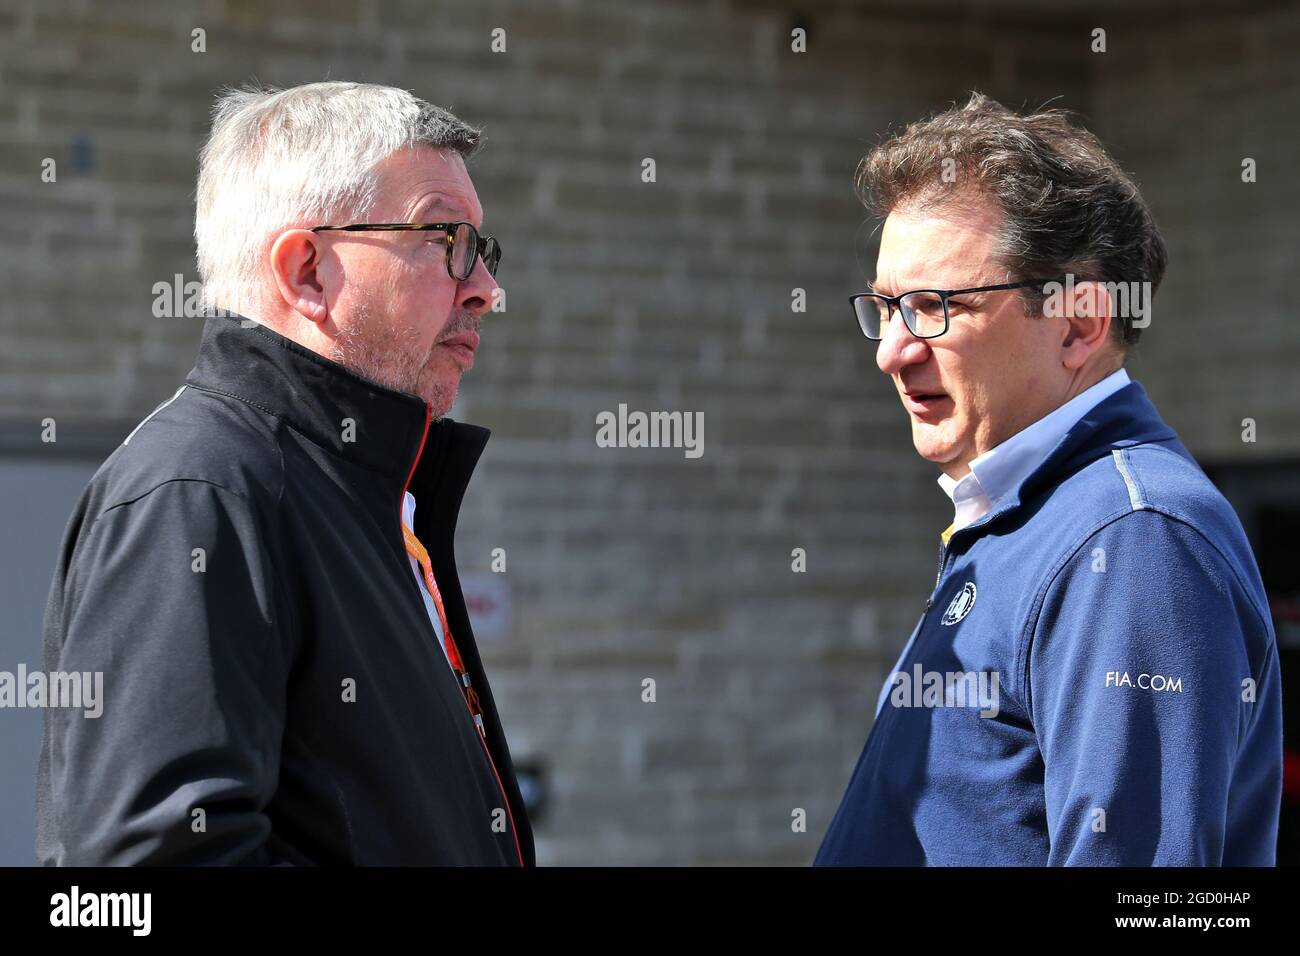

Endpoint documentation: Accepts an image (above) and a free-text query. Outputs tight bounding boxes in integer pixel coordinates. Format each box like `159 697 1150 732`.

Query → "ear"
269 229 329 326
1059 279 1113 370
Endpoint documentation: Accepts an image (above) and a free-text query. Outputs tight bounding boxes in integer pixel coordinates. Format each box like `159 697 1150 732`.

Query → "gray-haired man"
37 81 532 865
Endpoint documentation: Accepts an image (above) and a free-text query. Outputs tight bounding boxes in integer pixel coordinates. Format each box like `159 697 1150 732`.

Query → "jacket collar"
185 312 489 519
937 369 1131 516
950 378 1179 542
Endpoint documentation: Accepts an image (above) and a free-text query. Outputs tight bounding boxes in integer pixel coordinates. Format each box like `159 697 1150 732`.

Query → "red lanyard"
402 520 527 867
402 522 486 738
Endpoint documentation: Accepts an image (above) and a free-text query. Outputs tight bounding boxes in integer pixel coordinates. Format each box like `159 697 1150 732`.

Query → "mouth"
438 330 479 368
901 388 951 419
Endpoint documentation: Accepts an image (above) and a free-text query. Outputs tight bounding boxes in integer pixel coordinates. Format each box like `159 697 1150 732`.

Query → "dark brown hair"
855 92 1167 347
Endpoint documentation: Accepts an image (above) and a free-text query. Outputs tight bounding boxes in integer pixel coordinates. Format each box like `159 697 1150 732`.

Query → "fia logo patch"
941 582 977 626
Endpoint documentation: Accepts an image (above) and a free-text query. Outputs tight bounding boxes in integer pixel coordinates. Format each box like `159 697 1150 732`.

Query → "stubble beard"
329 299 477 419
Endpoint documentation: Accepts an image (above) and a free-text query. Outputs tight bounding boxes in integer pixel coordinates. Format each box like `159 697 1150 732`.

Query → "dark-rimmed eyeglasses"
849 278 1062 340
310 221 501 282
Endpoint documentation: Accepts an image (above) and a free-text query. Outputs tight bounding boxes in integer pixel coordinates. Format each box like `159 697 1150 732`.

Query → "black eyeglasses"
310 221 501 281
849 278 1062 340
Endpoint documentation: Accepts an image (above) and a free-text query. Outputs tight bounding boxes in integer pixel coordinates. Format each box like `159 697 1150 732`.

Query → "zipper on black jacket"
400 401 525 867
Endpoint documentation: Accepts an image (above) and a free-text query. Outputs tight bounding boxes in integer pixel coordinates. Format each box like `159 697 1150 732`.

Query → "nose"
454 255 497 318
876 303 932 375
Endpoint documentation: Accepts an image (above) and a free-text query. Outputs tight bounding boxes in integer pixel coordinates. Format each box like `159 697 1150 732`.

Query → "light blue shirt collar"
937 368 1131 532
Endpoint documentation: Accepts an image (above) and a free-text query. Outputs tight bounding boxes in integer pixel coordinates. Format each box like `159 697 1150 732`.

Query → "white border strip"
123 385 187 446
1111 448 1147 511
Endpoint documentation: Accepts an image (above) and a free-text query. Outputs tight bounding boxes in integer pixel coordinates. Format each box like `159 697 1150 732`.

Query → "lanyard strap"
402 522 486 737
402 517 526 867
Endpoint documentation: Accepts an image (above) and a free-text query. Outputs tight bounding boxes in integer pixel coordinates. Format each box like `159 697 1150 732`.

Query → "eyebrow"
868 278 989 296
412 193 468 222
868 278 932 295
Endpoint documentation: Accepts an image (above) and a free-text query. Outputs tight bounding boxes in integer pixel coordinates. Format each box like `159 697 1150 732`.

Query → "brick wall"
1088 2 1300 459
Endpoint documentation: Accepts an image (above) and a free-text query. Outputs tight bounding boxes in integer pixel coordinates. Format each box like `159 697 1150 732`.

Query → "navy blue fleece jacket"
815 381 1282 865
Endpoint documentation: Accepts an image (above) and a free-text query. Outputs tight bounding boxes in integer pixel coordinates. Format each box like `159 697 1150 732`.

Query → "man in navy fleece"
817 93 1282 865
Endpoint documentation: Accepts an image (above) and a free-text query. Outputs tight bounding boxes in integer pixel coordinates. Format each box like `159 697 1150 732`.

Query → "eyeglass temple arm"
310 224 449 232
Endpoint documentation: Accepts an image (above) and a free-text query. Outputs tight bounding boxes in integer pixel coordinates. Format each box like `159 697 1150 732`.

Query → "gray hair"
195 81 482 316
855 92 1166 347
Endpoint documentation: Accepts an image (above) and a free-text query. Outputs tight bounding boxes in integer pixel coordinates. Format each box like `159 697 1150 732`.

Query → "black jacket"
36 313 534 866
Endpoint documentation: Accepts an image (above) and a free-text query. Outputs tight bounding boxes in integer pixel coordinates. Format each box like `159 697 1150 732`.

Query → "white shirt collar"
937 368 1131 533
